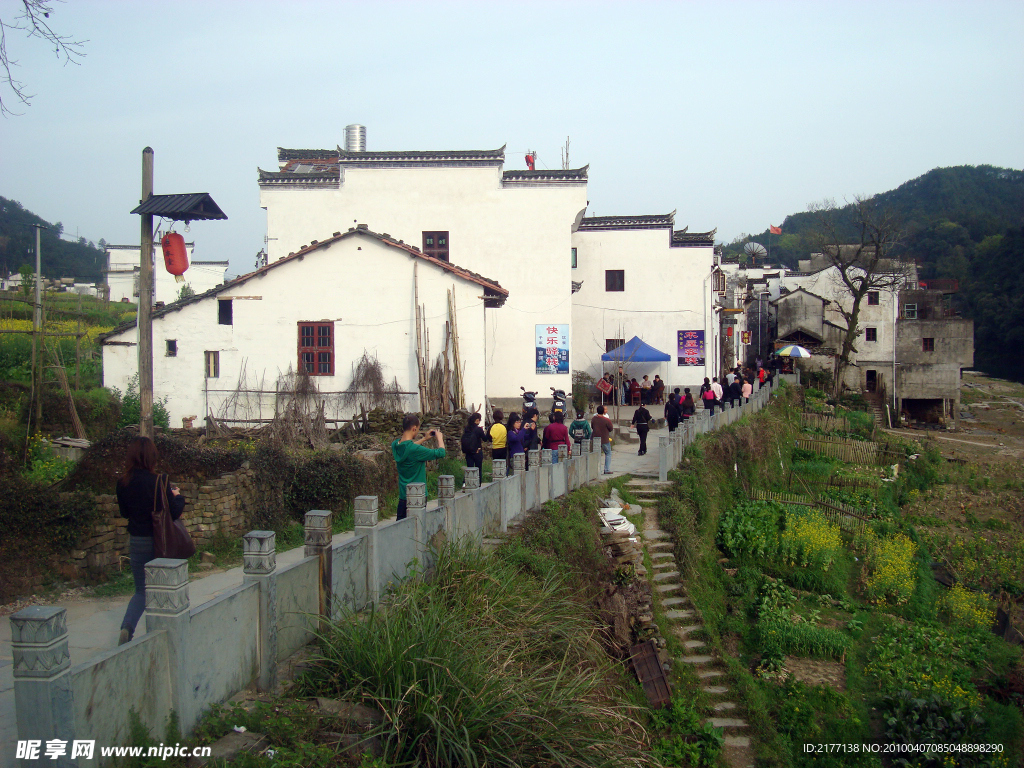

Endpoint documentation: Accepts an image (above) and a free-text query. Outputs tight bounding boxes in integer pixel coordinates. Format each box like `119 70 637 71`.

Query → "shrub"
112 374 170 431
650 695 723 767
717 499 784 560
865 531 917 605
940 584 996 630
23 432 75 485
779 509 843 572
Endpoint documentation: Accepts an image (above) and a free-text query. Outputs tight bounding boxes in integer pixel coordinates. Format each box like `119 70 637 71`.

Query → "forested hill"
724 165 1024 381
0 197 107 281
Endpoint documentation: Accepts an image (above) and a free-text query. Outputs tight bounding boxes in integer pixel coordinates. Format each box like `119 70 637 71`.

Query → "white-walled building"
100 228 507 425
258 144 588 402
104 243 228 305
569 214 718 388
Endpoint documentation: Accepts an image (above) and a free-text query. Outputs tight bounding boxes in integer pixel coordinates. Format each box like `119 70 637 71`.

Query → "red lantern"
161 232 189 282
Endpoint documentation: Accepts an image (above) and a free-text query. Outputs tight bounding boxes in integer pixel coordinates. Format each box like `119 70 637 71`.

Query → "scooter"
549 387 567 421
520 386 537 412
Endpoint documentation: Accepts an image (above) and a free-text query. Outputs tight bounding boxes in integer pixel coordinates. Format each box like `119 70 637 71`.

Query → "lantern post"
138 147 155 438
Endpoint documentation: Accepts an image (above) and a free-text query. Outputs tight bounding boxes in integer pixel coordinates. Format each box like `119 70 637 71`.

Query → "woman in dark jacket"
680 388 696 420
116 436 186 645
461 413 486 473
505 412 527 466
664 393 680 433
631 403 652 456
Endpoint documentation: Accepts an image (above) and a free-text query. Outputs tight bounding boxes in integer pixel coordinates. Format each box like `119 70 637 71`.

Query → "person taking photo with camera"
391 413 446 520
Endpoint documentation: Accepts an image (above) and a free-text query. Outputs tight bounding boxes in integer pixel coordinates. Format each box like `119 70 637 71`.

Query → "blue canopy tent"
601 336 672 407
600 336 671 363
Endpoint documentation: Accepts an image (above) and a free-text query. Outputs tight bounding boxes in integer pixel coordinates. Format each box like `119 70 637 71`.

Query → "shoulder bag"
152 474 197 560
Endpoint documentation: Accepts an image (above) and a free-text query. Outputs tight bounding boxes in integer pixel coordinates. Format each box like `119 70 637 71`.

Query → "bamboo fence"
752 489 871 534
796 436 902 466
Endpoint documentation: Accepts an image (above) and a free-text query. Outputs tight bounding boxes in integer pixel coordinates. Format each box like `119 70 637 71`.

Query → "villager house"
570 213 719 386
104 243 229 304
258 132 587 404
100 228 507 424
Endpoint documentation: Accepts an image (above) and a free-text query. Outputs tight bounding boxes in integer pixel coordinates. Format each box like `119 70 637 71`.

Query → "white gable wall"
261 166 587 400
104 244 227 305
571 227 716 388
102 235 488 425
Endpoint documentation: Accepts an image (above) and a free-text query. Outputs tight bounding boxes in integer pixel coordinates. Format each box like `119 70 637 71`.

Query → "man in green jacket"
568 410 592 453
391 413 446 520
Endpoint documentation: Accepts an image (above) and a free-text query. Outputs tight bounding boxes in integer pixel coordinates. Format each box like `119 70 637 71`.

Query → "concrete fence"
10 382 781 763
658 379 779 482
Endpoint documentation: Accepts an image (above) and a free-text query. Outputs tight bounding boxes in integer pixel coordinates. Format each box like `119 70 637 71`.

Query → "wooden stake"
138 147 155 437
414 264 426 413
75 292 81 391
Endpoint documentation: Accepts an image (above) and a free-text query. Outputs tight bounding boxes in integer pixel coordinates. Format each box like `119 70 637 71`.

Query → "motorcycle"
520 386 537 413
549 387 567 422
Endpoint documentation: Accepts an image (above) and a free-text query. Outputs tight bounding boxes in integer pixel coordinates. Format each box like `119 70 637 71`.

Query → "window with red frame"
298 321 334 375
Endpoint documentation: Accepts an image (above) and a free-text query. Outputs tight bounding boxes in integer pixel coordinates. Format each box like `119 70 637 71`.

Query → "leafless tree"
1 0 85 116
807 196 908 398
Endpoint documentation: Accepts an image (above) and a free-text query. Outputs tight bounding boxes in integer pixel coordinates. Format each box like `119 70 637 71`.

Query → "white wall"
105 244 227 305
570 227 715 389
102 234 489 424
260 166 587 400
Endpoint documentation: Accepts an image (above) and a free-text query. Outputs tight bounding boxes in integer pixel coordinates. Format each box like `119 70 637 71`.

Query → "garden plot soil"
783 656 847 692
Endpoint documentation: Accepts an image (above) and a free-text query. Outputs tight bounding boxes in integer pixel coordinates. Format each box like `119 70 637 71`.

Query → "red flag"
769 225 782 235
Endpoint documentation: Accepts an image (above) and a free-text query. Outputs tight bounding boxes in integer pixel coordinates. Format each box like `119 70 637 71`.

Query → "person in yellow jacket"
488 408 507 462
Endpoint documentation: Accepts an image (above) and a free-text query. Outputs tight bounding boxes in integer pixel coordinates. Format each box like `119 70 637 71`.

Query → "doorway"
866 370 877 393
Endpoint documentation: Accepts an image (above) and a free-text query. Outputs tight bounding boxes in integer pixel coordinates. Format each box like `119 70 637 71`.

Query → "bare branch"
1 0 86 116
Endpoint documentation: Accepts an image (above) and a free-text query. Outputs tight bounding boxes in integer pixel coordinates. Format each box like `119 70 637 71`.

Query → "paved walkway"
1 428 673 762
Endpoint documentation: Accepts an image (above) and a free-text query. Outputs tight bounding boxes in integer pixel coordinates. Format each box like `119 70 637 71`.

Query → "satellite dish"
743 242 767 259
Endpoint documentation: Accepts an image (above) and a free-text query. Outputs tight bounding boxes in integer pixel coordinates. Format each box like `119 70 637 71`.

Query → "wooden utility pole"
139 147 155 437
31 224 43 428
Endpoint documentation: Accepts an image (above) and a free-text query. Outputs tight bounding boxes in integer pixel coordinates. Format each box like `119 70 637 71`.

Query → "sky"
1 0 1022 278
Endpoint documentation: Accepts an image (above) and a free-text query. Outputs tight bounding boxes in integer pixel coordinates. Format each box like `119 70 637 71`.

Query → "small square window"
865 328 877 342
298 321 334 375
166 339 177 357
571 247 578 269
422 231 449 262
868 291 879 306
218 299 233 325
904 303 917 320
205 351 220 378
605 270 624 292
922 338 935 352
606 338 625 353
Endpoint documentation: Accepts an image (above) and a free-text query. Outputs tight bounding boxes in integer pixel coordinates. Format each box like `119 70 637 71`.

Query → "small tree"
18 263 32 296
808 196 908 399
177 283 196 301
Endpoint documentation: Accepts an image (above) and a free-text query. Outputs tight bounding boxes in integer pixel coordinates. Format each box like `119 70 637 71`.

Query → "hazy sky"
2 0 1022 278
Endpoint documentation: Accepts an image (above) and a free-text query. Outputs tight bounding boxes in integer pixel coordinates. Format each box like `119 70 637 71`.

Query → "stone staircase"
637 495 754 768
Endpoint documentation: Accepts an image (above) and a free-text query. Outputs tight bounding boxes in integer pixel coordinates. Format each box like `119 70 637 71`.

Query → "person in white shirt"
711 377 724 413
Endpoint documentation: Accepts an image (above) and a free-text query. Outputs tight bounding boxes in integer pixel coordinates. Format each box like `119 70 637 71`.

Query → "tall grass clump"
307 541 651 768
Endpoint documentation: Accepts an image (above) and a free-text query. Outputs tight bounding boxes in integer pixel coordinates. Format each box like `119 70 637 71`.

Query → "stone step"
674 624 702 636
634 498 660 507
680 655 715 665
643 529 671 540
647 541 674 552
703 685 729 694
652 571 680 582
707 717 748 728
625 480 672 488
683 640 706 650
652 561 675 571
713 701 738 711
724 735 751 748
664 609 695 620
660 596 689 608
697 669 724 679
655 583 681 594
650 551 674 560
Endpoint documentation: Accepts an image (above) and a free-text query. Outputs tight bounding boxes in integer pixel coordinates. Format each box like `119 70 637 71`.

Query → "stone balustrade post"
540 448 553 466
512 453 526 475
354 496 380 606
492 459 507 479
304 510 333 631
404 483 427 555
659 436 670 482
11 607 74 767
463 467 480 490
528 448 540 471
557 444 568 462
437 475 455 504
145 558 192 729
243 530 277 692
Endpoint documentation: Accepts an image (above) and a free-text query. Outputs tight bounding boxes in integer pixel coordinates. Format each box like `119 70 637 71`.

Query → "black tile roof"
671 227 716 247
277 148 339 163
337 146 506 166
130 193 227 222
578 212 675 230
258 168 341 187
501 166 589 183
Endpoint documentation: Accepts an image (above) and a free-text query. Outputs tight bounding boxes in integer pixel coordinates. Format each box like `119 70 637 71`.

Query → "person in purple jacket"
505 412 526 467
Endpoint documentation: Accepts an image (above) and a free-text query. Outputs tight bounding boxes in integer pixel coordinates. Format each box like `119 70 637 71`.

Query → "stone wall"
68 464 259 578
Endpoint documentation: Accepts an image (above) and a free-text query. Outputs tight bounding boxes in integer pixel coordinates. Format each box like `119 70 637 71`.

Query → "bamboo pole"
75 293 81 390
414 263 426 413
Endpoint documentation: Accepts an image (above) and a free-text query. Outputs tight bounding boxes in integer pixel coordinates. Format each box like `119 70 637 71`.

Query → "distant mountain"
723 166 1024 381
0 197 106 281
